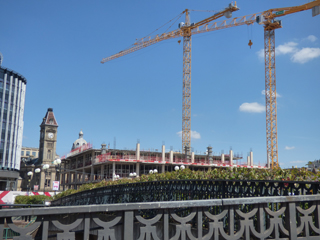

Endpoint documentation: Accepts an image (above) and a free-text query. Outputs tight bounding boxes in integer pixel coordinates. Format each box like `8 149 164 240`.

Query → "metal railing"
52 179 320 206
1 195 320 239
0 204 48 209
2 228 19 240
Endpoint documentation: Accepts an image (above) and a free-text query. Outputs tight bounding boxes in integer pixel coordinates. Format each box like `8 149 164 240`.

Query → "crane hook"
248 40 253 49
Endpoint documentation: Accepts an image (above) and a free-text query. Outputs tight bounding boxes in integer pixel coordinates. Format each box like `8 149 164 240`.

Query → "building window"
47 150 52 160
49 119 53 124
26 151 30 156
45 179 51 187
32 152 37 157
21 151 24 156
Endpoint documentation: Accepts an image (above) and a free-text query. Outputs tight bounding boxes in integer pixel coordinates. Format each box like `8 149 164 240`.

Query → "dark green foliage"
53 167 319 200
14 195 53 204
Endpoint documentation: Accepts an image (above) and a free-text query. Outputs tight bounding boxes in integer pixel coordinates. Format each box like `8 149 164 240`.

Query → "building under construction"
60 131 264 191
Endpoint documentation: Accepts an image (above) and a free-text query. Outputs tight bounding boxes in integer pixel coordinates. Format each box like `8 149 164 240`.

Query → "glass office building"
0 66 26 190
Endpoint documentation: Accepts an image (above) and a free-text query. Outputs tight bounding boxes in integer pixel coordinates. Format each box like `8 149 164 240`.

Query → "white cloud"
256 42 298 59
256 39 320 64
261 90 281 98
177 130 201 139
256 49 264 59
291 48 320 64
306 35 317 42
191 131 201 139
239 102 265 113
285 146 295 150
275 42 298 55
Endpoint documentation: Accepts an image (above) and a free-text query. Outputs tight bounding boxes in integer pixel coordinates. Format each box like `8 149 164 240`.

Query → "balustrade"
1 195 320 239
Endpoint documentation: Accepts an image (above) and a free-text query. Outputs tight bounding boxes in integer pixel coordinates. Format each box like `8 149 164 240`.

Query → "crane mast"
182 10 192 155
264 26 279 169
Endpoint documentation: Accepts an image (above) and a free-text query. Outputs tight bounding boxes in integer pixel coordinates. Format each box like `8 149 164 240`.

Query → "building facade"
38 108 59 191
38 108 58 165
18 108 59 192
60 132 261 191
21 147 39 159
0 65 26 190
307 159 320 171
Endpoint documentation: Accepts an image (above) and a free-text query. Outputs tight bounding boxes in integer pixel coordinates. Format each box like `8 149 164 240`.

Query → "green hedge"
53 167 318 200
14 195 53 205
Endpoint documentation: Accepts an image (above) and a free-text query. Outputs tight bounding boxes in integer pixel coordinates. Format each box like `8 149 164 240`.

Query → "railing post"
0 217 4 240
257 203 266 237
42 215 50 240
83 213 90 240
197 207 202 240
287 202 298 240
164 209 169 240
222 181 225 199
124 211 134 240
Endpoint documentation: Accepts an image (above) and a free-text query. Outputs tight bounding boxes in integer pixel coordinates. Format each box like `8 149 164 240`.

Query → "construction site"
99 1 320 170
48 1 320 190
61 131 259 190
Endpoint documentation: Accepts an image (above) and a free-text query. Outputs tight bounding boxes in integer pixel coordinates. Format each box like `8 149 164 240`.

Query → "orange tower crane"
101 1 320 166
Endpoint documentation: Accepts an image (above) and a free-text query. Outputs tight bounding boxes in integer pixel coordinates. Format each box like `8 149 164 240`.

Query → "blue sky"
1 0 319 168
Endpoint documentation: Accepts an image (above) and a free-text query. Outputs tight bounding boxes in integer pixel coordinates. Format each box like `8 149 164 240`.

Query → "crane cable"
117 12 185 53
141 12 185 42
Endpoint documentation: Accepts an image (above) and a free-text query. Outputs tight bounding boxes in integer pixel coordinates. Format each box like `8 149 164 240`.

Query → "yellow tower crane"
101 2 240 155
256 0 320 169
101 1 320 166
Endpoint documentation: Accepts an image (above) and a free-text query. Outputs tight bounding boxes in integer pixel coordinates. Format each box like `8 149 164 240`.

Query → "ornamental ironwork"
2 195 320 239
51 179 320 206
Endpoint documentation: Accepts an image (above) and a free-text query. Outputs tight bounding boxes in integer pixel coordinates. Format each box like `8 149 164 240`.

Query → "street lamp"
175 165 185 171
42 164 50 192
27 171 33 195
34 168 41 191
53 159 62 181
129 172 137 179
53 159 62 194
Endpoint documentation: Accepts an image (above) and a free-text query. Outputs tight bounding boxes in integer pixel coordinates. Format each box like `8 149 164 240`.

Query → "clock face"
48 133 54 139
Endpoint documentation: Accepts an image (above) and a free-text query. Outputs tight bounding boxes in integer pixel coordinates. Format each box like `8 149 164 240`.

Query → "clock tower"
39 108 58 164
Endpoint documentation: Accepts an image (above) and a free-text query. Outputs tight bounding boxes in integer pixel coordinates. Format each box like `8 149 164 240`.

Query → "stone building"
18 108 60 192
21 147 39 159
